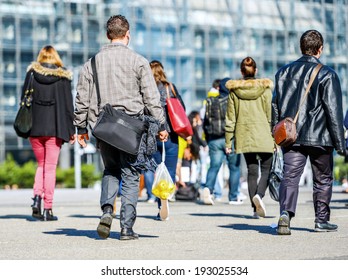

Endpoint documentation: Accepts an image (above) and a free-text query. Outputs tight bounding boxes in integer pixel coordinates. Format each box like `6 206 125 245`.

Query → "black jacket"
22 62 74 143
272 55 345 154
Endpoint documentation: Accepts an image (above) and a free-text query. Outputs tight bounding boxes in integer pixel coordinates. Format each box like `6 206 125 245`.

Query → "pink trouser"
30 136 62 209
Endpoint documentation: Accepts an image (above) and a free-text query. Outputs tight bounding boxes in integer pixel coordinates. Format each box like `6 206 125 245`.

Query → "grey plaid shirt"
74 43 166 134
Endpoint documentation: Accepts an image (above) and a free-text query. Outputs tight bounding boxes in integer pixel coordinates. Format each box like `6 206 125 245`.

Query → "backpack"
203 96 228 137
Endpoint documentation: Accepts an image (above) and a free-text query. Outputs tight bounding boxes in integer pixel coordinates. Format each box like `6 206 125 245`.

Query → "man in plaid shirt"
73 15 168 240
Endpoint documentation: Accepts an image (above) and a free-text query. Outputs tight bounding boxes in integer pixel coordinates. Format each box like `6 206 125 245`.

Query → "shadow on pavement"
0 214 39 221
190 213 276 219
69 214 100 219
220 223 313 235
43 228 159 240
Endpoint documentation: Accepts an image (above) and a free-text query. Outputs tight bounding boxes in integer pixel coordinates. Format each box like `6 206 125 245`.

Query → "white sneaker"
228 198 243 205
252 194 266 217
238 192 247 200
202 187 214 205
159 199 169 220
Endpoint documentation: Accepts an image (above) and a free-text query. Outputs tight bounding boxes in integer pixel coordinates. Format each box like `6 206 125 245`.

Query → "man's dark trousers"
280 145 334 223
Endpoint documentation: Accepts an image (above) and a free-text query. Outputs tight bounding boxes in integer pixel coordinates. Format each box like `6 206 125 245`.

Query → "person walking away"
23 45 75 221
73 15 168 240
200 79 224 199
143 60 189 220
225 57 274 218
272 30 346 235
202 78 241 205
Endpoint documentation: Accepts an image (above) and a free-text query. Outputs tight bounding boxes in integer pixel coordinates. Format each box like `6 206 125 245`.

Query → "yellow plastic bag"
151 142 176 200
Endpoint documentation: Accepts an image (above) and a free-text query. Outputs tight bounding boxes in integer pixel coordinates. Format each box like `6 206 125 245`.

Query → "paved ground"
0 187 347 261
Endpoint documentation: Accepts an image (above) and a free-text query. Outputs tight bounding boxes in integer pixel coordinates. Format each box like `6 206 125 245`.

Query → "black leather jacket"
272 55 345 154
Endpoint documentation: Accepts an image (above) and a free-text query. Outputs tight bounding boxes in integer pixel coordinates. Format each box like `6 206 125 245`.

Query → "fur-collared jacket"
225 78 274 154
22 62 74 143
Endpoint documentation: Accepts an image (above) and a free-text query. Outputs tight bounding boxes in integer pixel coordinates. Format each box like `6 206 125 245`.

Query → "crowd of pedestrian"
16 14 347 240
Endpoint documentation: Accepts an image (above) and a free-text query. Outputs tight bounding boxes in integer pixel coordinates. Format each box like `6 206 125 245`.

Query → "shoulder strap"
26 72 34 94
166 83 177 98
91 56 101 109
293 63 323 123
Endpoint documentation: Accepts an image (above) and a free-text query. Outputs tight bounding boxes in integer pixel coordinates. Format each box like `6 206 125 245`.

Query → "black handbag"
90 56 148 155
13 72 34 138
267 148 283 202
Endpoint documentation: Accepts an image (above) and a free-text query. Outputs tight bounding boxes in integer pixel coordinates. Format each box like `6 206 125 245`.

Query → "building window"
195 58 205 82
35 19 50 44
2 16 15 43
3 51 16 79
20 19 33 48
194 30 205 51
88 20 99 49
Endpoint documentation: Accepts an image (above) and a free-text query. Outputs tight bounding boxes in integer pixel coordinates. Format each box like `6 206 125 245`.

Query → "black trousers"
280 145 334 223
244 152 273 211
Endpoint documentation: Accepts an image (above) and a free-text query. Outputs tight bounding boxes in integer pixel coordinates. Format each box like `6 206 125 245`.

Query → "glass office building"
1 0 348 163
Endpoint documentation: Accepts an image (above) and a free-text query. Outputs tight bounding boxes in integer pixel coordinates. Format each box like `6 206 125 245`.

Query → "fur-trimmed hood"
226 78 273 100
27 62 73 85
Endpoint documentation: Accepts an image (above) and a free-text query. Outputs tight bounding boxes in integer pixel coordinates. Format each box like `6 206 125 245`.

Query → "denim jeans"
205 138 240 201
144 137 179 207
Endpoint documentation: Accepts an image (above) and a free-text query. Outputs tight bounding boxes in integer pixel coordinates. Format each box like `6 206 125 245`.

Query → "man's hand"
158 130 169 142
77 133 89 148
69 134 76 145
225 147 232 154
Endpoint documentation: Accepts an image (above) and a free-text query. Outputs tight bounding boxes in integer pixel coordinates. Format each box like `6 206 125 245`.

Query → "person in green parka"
225 57 274 219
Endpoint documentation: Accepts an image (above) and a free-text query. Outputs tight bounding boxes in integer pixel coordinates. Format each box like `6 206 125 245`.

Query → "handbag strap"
24 72 34 95
91 56 101 110
165 83 177 99
293 63 322 123
162 141 166 163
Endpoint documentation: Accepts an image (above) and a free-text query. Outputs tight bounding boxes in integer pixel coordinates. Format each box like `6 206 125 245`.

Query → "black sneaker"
277 211 291 235
97 206 113 239
314 222 338 232
120 228 139 241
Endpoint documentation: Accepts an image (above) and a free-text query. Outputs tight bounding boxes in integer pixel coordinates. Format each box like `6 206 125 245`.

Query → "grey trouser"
280 145 334 223
99 141 140 230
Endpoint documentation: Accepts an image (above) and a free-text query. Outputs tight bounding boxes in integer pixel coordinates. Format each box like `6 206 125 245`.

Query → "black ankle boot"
42 209 58 221
31 195 43 220
97 205 113 239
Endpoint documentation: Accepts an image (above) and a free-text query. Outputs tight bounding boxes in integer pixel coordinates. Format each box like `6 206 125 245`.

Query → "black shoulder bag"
14 72 34 138
90 56 148 155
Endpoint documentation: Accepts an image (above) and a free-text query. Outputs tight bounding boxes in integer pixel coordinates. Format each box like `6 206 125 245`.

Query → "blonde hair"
150 60 169 85
37 45 64 67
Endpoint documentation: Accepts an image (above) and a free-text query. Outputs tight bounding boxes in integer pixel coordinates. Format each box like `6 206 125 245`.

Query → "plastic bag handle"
162 141 166 163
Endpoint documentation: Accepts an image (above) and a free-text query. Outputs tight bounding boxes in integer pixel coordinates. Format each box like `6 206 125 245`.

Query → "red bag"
166 84 193 139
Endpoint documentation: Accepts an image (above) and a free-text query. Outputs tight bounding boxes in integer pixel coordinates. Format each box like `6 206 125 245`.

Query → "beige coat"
225 78 274 154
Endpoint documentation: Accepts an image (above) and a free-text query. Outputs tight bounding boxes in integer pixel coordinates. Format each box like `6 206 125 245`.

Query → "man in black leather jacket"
272 30 346 235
